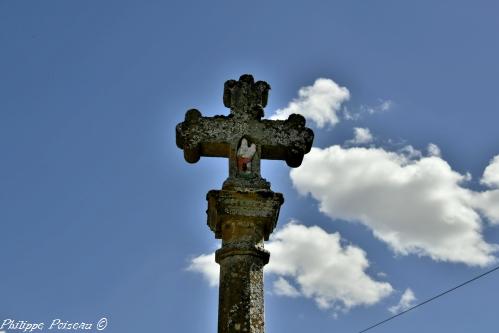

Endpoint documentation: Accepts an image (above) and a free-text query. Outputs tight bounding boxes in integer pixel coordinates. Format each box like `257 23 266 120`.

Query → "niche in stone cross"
236 137 256 175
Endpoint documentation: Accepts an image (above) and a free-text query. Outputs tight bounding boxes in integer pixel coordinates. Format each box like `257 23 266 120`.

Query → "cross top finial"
223 74 270 119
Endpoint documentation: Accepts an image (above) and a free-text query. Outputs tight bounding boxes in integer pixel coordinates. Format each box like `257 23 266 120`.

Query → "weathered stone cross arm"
175 75 314 169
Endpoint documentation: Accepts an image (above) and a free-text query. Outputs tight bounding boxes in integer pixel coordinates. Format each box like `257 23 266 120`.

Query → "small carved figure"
237 138 256 173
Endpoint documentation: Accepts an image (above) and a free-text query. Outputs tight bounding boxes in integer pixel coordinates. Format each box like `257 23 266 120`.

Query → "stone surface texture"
176 74 314 333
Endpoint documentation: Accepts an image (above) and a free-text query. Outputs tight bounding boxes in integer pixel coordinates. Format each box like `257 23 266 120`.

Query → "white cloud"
344 100 394 121
469 155 499 225
270 78 350 128
347 127 374 145
398 145 423 160
472 190 499 225
427 143 441 157
186 146 499 314
388 288 416 314
266 223 393 310
379 100 393 112
187 222 393 312
342 107 358 121
481 155 499 189
361 99 394 114
290 145 498 266
273 277 300 297
187 253 218 287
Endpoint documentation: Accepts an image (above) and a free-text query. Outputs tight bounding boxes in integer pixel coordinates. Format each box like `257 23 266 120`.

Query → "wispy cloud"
346 127 374 145
187 252 218 287
344 99 394 121
388 288 417 314
362 99 393 114
427 143 442 157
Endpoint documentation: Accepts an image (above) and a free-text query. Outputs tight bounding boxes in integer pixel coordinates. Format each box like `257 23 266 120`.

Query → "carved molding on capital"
215 245 270 264
206 189 284 241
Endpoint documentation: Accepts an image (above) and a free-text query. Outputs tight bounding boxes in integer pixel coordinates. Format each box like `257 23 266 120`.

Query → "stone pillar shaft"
207 190 283 333
216 246 268 333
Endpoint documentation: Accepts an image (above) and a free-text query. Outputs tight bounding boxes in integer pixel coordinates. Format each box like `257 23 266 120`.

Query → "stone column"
176 74 314 332
207 189 283 333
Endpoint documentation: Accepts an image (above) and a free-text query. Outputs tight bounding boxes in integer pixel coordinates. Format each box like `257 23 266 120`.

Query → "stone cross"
176 74 314 333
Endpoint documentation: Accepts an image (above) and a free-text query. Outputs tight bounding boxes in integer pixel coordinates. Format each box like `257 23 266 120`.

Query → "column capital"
206 189 284 241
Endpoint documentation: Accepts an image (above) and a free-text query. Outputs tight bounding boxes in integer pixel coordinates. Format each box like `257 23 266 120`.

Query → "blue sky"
1 1 499 332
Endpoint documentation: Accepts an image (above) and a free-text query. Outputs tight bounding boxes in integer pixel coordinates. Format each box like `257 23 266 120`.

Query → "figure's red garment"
237 157 252 172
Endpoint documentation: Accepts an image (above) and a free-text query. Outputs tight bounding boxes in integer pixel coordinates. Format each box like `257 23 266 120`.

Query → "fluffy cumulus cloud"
388 288 416 314
347 127 374 145
266 223 393 310
290 145 499 266
270 78 350 128
188 223 393 312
